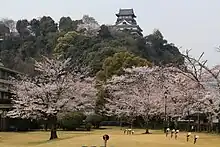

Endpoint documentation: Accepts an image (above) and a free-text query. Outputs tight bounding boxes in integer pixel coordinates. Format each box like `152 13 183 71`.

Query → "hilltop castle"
112 8 143 36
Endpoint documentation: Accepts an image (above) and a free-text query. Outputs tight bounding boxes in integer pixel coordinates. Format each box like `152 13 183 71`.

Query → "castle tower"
114 8 143 36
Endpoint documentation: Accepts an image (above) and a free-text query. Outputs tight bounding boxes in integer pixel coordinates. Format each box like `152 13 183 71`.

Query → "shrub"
85 113 103 129
8 118 40 131
58 112 86 131
85 122 92 131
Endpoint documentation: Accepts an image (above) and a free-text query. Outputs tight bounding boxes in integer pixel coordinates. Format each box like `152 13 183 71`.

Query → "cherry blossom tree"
77 15 100 36
7 57 97 140
104 66 167 132
126 67 164 133
199 67 220 131
104 64 214 132
163 65 219 132
168 71 203 130
182 49 220 132
145 66 214 132
182 49 220 94
151 66 177 128
105 74 140 129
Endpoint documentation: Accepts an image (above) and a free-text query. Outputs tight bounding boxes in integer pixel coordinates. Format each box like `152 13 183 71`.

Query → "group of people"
124 129 134 135
166 128 199 144
165 128 179 139
187 132 199 144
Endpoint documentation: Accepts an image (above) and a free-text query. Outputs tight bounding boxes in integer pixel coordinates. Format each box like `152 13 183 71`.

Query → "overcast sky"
0 0 220 67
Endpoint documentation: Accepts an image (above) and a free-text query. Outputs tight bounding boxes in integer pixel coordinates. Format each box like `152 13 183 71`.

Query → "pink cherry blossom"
7 57 97 120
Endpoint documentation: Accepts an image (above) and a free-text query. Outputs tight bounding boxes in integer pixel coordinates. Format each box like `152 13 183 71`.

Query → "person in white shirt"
171 129 175 138
175 130 179 139
187 132 191 142
166 128 170 137
194 135 199 144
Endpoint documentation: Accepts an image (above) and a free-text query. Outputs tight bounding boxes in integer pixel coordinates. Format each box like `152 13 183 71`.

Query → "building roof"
116 9 136 17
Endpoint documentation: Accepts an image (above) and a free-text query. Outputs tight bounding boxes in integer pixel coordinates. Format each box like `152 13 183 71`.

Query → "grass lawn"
0 127 220 147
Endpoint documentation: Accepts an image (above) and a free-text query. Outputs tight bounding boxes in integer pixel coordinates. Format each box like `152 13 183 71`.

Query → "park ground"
0 127 220 147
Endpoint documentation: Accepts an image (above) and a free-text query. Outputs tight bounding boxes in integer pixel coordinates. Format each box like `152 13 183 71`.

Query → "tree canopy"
0 15 183 76
7 56 97 139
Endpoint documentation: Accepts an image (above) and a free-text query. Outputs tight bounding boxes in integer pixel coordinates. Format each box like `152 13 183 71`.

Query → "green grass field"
0 127 219 147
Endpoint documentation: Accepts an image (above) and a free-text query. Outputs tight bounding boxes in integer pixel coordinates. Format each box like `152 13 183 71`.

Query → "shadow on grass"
26 136 73 145
94 127 110 130
27 133 92 146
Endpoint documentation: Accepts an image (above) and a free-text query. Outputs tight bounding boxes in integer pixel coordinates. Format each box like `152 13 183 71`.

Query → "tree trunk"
218 118 220 133
144 116 150 134
197 113 200 132
187 111 190 132
208 114 212 133
49 116 58 140
50 123 58 140
144 121 150 134
210 122 213 133
130 120 133 130
120 118 122 130
145 128 150 134
44 123 48 131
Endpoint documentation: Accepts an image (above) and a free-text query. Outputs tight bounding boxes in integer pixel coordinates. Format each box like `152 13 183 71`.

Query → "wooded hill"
0 16 183 77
